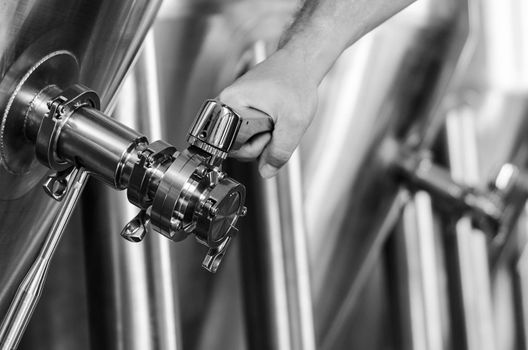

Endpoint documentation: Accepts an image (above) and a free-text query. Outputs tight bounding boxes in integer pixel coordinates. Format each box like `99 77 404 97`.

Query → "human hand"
219 47 318 178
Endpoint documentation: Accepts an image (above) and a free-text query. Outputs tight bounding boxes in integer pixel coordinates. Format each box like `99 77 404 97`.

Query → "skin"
220 0 417 178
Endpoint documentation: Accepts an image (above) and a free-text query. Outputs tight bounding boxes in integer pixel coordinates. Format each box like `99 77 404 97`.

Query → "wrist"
278 18 355 84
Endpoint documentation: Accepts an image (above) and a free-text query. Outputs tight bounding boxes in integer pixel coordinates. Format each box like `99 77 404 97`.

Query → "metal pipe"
4 50 248 268
82 32 182 350
275 152 316 350
139 32 182 350
514 207 528 349
445 107 496 350
0 168 88 350
237 151 316 350
58 107 141 185
390 191 449 350
235 41 316 350
303 1 469 347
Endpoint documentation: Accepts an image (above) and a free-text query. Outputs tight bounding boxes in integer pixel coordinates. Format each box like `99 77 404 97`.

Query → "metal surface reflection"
390 191 450 350
82 33 182 350
2 0 528 349
235 151 316 350
300 1 467 348
152 2 297 349
1 39 250 350
0 0 160 336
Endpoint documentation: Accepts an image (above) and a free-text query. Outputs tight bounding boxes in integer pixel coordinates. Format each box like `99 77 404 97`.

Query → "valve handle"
230 105 274 150
187 100 274 159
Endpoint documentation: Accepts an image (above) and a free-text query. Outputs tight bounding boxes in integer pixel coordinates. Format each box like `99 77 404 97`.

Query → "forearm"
220 0 417 176
278 0 417 84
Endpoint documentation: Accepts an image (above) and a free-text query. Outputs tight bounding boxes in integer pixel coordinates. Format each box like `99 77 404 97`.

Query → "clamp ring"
126 140 176 208
35 84 100 171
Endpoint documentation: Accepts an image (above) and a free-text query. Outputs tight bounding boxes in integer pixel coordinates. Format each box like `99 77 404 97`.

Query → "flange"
0 49 79 199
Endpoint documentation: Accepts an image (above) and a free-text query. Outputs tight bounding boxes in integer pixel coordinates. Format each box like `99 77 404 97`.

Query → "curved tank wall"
0 0 161 320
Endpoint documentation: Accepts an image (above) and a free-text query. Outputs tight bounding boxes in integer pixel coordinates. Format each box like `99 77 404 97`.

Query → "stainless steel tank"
7 1 528 350
300 1 466 348
0 0 160 343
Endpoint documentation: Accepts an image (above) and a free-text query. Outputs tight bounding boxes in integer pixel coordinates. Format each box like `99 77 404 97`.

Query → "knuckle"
218 90 231 102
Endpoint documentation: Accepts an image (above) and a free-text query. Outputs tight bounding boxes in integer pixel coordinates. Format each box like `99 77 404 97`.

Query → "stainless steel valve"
38 91 254 273
1 50 273 273
0 44 276 349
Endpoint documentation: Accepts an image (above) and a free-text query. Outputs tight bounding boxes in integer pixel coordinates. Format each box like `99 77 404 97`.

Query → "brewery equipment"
0 47 268 345
3 0 528 349
1 50 258 269
0 1 273 347
0 1 163 347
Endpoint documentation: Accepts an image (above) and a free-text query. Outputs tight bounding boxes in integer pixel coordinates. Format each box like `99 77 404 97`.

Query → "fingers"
219 87 248 110
220 85 310 178
220 86 277 162
258 114 307 178
217 55 318 178
230 132 272 161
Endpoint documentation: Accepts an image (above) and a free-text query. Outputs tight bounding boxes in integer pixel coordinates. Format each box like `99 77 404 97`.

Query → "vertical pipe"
278 152 317 350
445 107 496 350
237 150 316 350
83 32 182 350
391 191 450 350
0 168 88 350
235 41 316 350
136 32 182 350
512 207 528 349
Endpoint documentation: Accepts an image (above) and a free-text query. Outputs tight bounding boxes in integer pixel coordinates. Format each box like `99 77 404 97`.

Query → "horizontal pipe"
57 107 141 185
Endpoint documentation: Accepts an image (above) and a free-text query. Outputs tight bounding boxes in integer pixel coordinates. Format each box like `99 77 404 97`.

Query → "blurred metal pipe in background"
234 41 316 350
148 3 297 348
445 108 496 350
0 167 88 350
301 1 469 348
444 1 528 348
391 191 450 350
514 207 528 349
82 32 182 350
237 151 316 350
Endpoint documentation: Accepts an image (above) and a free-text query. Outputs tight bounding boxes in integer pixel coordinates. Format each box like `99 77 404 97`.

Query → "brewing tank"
0 0 161 320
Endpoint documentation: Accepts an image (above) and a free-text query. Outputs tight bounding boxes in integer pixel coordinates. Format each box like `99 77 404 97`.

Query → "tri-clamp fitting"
33 86 253 272
1 50 273 272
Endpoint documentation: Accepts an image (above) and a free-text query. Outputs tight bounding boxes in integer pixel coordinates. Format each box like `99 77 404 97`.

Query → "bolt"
210 206 218 217
196 164 208 177
170 217 183 231
204 199 218 217
239 206 247 217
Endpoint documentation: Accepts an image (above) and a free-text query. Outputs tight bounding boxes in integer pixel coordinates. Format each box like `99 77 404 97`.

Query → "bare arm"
280 0 416 82
220 0 416 177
